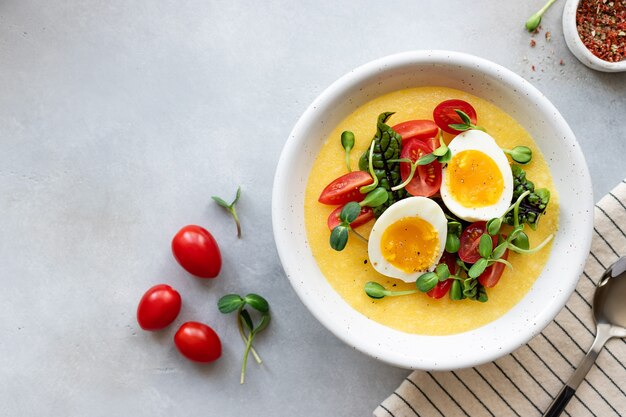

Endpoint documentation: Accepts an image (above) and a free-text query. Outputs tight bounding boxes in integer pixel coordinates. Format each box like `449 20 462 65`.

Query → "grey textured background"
1 1 624 416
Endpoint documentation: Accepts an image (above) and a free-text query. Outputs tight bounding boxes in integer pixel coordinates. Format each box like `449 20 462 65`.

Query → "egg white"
440 130 513 222
368 197 447 283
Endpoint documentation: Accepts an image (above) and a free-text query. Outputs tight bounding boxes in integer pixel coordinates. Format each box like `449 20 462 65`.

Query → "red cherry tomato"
392 120 439 150
136 284 182 331
427 279 452 299
174 322 222 363
172 225 222 278
400 139 442 197
327 205 374 230
458 222 497 264
479 249 510 288
427 252 459 299
318 171 373 205
433 99 478 134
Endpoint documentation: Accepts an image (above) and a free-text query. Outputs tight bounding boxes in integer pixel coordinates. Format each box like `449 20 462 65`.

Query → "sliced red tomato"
479 248 509 288
458 222 497 264
318 171 373 205
427 279 452 299
327 205 374 230
427 252 459 299
392 120 439 150
399 139 442 197
433 99 478 134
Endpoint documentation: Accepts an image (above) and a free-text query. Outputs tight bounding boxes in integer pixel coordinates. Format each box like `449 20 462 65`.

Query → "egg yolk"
380 217 439 273
446 150 504 207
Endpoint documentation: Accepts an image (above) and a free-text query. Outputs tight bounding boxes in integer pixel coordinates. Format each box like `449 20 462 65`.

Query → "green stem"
360 140 378 194
508 234 554 254
237 312 261 364
383 289 418 297
391 160 418 191
240 331 254 384
490 258 513 269
513 190 531 228
230 207 242 238
351 229 369 243
345 150 352 172
537 0 557 17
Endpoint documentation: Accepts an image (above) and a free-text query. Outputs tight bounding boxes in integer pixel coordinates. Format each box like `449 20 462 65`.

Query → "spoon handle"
542 325 611 417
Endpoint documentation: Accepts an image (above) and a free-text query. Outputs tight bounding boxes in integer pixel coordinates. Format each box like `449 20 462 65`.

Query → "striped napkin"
375 180 626 417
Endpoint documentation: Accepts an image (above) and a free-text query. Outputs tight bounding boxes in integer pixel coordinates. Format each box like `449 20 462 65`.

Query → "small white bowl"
563 0 626 72
272 51 594 370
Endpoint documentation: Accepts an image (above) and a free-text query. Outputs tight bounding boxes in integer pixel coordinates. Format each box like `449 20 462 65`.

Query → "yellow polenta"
304 87 559 335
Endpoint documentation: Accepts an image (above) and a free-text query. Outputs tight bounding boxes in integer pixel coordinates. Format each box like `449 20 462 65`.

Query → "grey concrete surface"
1 1 624 416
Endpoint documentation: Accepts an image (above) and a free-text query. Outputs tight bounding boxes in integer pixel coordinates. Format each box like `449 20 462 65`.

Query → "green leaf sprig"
364 281 418 299
341 131 355 172
502 146 532 165
358 112 406 216
525 0 557 32
212 186 242 238
218 293 271 384
504 165 550 230
329 188 388 251
448 110 486 132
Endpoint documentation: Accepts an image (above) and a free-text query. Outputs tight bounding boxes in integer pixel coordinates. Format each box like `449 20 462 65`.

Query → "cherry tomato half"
392 120 439 150
458 222 497 264
174 322 222 363
433 99 478 134
427 279 452 299
400 139 442 197
172 225 222 278
327 205 374 230
318 171 373 206
479 248 510 288
427 252 459 299
137 284 182 331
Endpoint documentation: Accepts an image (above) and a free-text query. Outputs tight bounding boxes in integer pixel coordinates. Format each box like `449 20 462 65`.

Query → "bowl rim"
272 50 593 370
563 0 626 72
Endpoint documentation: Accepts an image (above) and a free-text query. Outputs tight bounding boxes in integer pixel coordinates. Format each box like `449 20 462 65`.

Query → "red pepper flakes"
576 0 626 62
545 31 552 41
530 39 537 47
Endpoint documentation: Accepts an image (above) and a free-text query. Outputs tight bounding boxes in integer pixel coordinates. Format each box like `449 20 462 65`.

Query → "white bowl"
272 51 593 370
563 0 626 72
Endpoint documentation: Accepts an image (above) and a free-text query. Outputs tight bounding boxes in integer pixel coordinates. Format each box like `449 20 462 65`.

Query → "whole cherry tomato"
433 99 478 134
318 171 373 205
327 205 374 230
172 225 221 278
458 222 497 264
399 139 442 197
174 322 222 363
479 248 510 288
137 284 182 331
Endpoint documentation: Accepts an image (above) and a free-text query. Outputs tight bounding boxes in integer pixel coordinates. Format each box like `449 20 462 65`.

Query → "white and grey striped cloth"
375 180 626 417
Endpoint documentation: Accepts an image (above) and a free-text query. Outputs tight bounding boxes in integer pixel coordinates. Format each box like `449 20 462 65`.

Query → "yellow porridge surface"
304 87 559 335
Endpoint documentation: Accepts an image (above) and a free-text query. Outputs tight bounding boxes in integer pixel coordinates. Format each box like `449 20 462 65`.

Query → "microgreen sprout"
503 146 532 164
525 0 557 32
390 154 437 191
360 140 379 194
341 131 355 172
329 188 388 251
434 132 453 164
448 110 486 132
364 281 418 299
218 293 271 384
212 186 243 238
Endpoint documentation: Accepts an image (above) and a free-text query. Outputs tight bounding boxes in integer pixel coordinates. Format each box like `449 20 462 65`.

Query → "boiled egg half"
368 197 447 282
440 130 513 222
